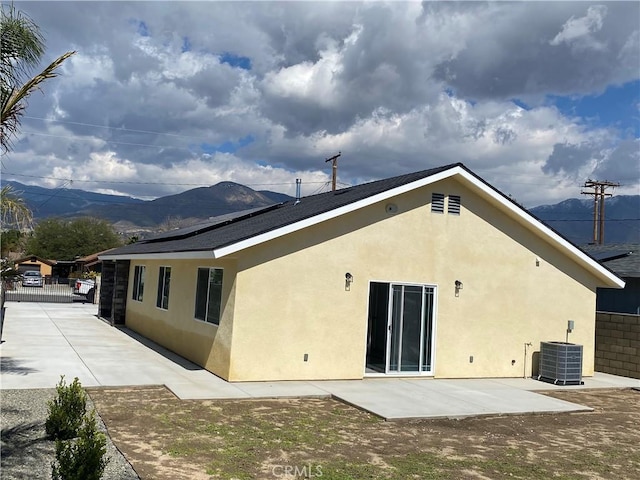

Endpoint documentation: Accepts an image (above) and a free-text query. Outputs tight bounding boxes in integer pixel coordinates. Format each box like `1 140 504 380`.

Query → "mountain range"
529 195 639 245
3 179 639 244
3 180 289 234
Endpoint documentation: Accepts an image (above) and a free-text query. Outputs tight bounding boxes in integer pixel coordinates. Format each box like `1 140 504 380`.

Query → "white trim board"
213 168 457 258
212 166 623 288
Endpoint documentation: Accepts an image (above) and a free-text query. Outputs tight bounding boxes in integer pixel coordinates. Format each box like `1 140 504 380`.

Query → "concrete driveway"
2 302 638 420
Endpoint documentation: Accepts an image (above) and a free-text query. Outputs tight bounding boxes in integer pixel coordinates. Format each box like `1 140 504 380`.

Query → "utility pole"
325 152 342 191
581 180 620 244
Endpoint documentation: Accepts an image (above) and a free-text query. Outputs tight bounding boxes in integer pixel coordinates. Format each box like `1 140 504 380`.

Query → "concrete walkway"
2 303 638 420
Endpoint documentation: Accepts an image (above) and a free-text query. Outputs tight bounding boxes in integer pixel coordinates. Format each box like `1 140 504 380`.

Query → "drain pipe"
523 342 533 378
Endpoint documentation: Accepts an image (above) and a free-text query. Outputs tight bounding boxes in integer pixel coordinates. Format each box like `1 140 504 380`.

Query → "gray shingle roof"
581 243 640 278
105 163 460 256
101 162 626 288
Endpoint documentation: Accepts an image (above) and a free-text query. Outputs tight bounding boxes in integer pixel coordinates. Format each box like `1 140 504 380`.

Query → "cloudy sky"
3 1 639 207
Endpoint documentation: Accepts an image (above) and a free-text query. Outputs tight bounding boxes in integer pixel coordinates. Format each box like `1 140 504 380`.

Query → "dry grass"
88 387 640 480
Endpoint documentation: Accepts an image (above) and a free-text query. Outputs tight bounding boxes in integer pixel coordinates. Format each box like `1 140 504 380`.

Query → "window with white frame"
156 266 171 309
132 265 145 301
194 268 224 325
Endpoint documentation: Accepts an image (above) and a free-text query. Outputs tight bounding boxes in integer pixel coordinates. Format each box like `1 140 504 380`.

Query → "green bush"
46 376 87 440
51 410 109 480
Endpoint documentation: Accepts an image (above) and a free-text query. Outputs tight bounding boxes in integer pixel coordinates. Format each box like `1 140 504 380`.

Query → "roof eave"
98 164 625 289
213 165 625 289
213 166 464 258
99 250 216 261
452 169 625 289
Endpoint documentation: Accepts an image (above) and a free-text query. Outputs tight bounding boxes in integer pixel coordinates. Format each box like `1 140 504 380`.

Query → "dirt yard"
87 387 640 480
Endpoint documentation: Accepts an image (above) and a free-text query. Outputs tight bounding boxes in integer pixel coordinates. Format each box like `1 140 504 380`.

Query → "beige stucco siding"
125 258 237 379
228 178 599 381
119 177 604 382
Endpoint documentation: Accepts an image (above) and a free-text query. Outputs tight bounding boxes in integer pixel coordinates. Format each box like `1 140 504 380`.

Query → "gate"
2 278 91 304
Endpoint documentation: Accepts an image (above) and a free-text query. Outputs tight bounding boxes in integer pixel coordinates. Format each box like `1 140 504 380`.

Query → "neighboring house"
581 244 639 315
15 255 75 284
16 249 115 282
13 256 76 284
74 248 115 276
99 163 624 382
14 256 54 277
581 243 639 380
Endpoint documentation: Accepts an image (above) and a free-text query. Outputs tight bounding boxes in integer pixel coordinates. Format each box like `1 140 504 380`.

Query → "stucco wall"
228 178 600 381
125 258 237 379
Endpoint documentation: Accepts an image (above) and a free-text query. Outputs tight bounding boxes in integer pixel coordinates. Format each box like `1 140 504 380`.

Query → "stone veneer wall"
595 311 640 380
98 261 115 323
112 260 130 325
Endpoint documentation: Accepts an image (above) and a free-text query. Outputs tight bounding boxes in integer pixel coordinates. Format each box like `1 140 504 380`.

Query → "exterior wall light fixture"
345 272 353 291
455 280 463 297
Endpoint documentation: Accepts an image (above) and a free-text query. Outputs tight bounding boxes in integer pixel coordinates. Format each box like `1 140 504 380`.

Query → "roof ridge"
294 162 464 202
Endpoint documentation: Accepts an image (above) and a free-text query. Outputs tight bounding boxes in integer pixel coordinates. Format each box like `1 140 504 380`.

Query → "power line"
309 181 333 196
21 130 186 150
23 115 201 139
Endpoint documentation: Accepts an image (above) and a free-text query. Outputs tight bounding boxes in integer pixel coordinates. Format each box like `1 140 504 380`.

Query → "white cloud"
550 5 608 50
61 50 115 88
2 1 638 212
262 25 364 110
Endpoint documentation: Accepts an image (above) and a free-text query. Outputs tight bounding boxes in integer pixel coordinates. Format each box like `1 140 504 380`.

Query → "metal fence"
2 279 93 304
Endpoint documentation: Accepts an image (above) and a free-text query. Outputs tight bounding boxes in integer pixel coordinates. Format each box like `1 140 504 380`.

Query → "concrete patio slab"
2 302 637 420
234 381 331 399
309 378 593 420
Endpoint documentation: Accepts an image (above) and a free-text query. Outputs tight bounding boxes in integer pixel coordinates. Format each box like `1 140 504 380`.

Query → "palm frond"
0 185 33 230
1 3 45 86
0 50 75 152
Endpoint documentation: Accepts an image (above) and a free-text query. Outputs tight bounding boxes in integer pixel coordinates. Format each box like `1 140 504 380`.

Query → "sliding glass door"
366 283 436 374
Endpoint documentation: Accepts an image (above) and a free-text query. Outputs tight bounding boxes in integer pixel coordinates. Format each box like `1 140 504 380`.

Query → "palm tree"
0 185 32 230
1 3 75 153
0 185 31 292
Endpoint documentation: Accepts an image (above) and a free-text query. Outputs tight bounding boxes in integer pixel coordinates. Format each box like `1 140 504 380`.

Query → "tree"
0 229 25 257
1 185 32 258
25 217 123 260
1 185 32 230
1 3 75 153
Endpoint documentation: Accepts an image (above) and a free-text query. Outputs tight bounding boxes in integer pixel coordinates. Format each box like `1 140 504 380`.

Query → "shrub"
51 410 109 480
45 376 87 440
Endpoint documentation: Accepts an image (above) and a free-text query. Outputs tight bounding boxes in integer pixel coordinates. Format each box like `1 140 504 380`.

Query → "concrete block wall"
595 312 640 380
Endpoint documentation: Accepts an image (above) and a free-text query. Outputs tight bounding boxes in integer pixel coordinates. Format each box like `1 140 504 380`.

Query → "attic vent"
448 195 461 215
431 193 445 213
